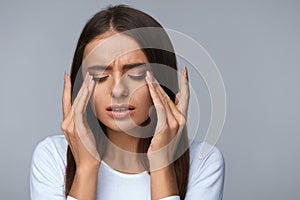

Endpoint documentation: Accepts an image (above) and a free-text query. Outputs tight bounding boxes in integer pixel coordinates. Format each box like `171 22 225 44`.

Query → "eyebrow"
87 62 148 71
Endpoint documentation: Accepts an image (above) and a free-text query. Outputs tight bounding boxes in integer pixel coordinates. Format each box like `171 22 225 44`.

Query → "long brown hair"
66 4 190 199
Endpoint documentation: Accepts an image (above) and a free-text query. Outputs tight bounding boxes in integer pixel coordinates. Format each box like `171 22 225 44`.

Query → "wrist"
150 163 179 199
148 155 172 172
69 164 100 199
76 162 100 175
150 163 175 175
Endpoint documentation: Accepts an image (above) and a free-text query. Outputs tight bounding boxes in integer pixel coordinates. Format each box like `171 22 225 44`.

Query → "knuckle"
74 114 83 124
61 122 67 131
66 127 73 134
169 121 179 130
160 125 169 133
164 96 170 102
178 114 186 126
61 121 74 135
165 97 171 103
73 107 78 114
73 107 82 115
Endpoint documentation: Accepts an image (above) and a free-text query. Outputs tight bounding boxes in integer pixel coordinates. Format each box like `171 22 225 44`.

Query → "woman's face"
82 32 153 133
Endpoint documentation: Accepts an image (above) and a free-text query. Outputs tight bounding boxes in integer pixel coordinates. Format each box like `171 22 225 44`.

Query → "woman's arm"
61 72 101 199
30 136 100 200
30 137 66 200
150 164 179 200
145 68 189 200
68 166 99 200
185 143 225 200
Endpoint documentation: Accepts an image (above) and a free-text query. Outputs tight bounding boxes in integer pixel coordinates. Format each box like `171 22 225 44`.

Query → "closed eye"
91 72 146 82
92 75 109 82
128 73 146 80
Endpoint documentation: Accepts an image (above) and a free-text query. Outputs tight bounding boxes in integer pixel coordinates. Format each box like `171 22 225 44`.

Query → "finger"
61 123 71 144
148 71 183 125
73 72 90 107
178 67 190 116
62 71 72 120
155 88 181 137
66 122 77 157
154 81 178 129
61 116 75 146
152 93 185 159
83 75 96 112
62 72 90 141
76 75 95 115
156 84 185 126
145 71 167 132
175 92 180 105
147 71 183 133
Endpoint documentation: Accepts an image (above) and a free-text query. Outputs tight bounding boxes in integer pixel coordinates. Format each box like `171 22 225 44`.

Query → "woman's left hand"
145 67 189 170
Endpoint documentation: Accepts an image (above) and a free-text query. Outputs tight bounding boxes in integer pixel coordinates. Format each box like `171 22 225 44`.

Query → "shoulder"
188 140 225 187
33 134 68 156
189 140 225 167
30 135 68 198
31 134 68 171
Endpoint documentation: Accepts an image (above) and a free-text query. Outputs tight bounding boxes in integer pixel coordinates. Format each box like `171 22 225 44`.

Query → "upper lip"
106 104 135 111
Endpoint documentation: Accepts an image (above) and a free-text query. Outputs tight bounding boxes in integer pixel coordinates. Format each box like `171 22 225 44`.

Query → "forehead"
82 33 148 71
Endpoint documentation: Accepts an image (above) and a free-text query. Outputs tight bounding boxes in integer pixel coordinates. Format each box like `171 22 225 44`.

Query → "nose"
111 74 129 99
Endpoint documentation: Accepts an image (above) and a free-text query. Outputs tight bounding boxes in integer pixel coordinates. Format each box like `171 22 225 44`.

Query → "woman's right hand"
61 71 100 170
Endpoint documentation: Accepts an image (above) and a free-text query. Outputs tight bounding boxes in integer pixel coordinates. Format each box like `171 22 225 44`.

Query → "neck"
107 128 140 152
102 128 146 174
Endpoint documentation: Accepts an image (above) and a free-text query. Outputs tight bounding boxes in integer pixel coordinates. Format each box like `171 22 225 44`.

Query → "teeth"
112 107 129 112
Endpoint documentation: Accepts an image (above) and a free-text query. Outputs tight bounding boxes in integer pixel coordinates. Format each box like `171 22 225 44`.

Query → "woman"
30 4 225 200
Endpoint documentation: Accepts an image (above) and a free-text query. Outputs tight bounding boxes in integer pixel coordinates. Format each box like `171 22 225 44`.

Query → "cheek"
144 90 152 105
133 86 153 107
90 84 109 112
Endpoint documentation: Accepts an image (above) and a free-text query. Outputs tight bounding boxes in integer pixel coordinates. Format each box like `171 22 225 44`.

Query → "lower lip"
106 109 135 119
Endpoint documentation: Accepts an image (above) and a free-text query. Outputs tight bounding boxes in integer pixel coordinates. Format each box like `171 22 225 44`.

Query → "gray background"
0 0 299 199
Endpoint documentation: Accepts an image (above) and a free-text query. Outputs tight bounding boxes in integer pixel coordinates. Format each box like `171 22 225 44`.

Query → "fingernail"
184 67 188 80
88 77 94 90
64 71 70 82
85 72 89 80
89 75 93 83
148 71 155 82
146 71 153 89
146 71 151 82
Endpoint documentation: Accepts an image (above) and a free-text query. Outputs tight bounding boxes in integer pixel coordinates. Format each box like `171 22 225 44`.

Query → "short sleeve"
30 136 67 200
185 142 225 200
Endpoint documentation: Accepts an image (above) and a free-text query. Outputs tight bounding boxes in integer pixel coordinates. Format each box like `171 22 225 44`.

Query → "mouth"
106 104 135 119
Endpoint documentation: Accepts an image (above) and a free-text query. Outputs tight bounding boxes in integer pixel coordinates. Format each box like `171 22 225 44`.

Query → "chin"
103 116 151 133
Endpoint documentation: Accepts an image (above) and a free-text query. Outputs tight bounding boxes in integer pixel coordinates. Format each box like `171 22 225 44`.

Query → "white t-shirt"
30 135 225 200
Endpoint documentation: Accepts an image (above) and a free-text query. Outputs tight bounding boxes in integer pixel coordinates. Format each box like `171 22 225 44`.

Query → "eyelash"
128 73 146 80
91 72 146 82
92 75 109 82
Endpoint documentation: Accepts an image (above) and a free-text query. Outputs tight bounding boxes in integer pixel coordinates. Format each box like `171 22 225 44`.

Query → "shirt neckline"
101 160 149 178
